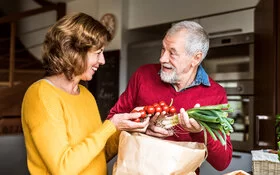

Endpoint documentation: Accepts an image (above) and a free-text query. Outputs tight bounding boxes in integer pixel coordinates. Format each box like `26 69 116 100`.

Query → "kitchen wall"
120 0 259 93
127 0 259 29
1 0 260 93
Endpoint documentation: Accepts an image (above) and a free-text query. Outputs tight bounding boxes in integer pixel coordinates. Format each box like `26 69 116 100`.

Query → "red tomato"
159 101 167 107
146 106 155 115
155 106 162 113
169 106 176 115
161 105 169 113
144 106 148 111
139 109 146 118
132 118 141 122
153 103 160 108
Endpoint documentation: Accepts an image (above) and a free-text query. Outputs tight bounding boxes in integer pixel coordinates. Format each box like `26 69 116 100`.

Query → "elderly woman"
21 12 149 175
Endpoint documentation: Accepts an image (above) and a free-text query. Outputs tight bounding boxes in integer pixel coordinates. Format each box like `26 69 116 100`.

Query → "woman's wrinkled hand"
109 112 150 133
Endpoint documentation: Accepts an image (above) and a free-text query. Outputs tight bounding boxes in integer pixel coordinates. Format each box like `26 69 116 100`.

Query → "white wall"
17 0 99 61
97 0 123 51
14 0 260 94
67 0 98 18
127 0 259 29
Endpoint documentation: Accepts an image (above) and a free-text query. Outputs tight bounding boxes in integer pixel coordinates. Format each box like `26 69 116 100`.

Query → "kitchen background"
0 0 279 174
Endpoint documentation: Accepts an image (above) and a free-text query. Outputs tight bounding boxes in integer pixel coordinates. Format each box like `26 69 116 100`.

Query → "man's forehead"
162 34 185 51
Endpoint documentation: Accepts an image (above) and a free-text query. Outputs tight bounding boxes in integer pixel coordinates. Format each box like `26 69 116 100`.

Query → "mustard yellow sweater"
21 79 119 175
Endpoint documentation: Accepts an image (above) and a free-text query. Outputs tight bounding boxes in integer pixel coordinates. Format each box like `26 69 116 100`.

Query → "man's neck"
173 68 198 92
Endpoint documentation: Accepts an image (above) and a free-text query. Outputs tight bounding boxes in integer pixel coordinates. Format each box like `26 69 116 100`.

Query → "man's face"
159 30 193 84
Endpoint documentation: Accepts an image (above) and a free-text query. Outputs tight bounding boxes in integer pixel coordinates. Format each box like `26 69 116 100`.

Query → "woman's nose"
99 53 105 65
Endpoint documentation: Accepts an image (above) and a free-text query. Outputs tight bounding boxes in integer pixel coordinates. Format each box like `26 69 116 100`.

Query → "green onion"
156 103 234 146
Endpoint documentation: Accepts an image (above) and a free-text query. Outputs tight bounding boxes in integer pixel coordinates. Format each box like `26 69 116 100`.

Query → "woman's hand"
109 112 150 133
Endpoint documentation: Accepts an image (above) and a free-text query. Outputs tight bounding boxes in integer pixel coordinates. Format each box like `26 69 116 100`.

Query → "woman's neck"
45 74 80 95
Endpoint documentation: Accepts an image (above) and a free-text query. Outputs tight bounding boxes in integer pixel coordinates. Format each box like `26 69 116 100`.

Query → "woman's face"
80 47 105 81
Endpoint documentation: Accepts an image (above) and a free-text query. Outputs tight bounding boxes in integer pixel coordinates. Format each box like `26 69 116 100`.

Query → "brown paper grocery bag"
113 131 206 175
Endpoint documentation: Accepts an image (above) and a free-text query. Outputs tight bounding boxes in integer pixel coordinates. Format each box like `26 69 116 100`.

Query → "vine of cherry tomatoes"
131 100 177 122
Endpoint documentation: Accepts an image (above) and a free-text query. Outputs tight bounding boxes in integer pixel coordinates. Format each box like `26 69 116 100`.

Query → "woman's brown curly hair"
42 12 112 80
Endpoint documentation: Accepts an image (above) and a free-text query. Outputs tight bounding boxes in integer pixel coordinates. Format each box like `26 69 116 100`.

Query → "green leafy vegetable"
157 104 234 146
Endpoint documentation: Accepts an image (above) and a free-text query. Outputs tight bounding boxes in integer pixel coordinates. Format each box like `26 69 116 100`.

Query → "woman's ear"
191 52 203 67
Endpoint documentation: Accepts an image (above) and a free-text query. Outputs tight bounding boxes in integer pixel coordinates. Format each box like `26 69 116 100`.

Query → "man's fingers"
194 103 201 108
149 112 160 123
146 128 170 138
149 124 170 135
189 118 202 131
129 122 149 133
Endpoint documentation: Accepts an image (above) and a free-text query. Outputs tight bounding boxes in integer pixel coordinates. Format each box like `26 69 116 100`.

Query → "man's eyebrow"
170 48 178 54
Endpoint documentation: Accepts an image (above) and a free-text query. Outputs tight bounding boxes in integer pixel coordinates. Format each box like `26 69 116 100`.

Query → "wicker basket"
252 150 280 175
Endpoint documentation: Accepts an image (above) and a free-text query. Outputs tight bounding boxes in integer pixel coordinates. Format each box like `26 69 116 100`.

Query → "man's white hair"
166 21 209 60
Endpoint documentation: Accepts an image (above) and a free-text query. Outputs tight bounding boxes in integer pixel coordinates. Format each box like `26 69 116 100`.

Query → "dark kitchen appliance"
203 33 254 81
203 33 255 152
219 80 254 151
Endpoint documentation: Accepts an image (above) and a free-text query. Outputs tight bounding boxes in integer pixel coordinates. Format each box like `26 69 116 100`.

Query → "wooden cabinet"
254 0 280 149
0 117 22 135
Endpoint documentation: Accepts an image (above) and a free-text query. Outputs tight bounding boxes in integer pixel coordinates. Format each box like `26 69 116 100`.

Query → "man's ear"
191 52 203 67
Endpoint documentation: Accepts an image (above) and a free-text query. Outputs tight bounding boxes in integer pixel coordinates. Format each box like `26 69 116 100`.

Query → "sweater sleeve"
22 85 116 175
190 87 232 171
105 130 121 162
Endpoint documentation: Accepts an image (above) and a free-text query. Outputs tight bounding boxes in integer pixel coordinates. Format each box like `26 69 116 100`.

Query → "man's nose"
159 51 169 63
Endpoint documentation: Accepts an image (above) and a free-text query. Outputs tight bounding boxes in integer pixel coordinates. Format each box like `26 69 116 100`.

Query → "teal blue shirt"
180 65 211 91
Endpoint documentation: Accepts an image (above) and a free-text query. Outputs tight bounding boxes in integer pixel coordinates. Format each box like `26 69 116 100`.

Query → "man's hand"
177 104 202 133
145 111 173 138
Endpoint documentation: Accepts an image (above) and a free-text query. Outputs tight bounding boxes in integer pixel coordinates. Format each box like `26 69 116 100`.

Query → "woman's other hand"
109 112 150 133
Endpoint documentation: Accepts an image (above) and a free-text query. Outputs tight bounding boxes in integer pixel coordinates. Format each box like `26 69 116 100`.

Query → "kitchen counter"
200 151 252 175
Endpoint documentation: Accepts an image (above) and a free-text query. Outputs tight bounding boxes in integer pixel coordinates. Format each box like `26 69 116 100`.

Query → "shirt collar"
187 65 210 88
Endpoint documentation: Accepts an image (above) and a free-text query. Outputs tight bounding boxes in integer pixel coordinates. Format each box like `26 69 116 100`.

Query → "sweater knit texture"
22 79 119 175
108 64 232 172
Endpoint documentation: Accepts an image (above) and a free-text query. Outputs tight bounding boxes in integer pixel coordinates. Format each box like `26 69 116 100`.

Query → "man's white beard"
160 69 178 84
